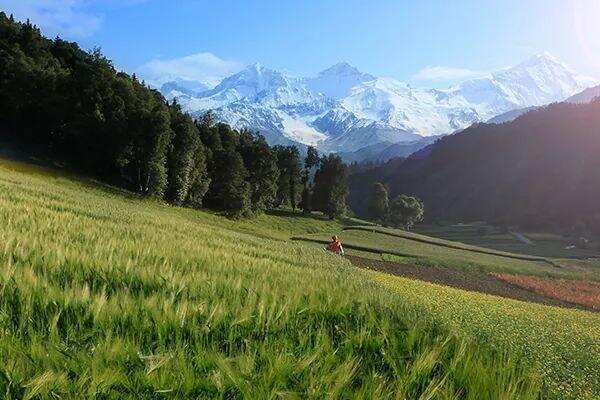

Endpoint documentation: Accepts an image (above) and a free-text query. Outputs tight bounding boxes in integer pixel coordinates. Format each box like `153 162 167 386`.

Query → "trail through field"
346 255 596 312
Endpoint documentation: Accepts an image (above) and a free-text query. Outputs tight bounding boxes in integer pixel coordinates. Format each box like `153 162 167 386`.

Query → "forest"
0 13 349 219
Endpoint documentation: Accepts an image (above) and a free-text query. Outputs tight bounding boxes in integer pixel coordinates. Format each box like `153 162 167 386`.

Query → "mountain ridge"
160 54 595 158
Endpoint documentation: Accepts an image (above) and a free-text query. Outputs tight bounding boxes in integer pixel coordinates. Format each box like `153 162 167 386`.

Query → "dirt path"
346 255 595 312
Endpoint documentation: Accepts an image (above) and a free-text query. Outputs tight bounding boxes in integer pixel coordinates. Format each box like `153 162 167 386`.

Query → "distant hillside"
349 100 600 233
487 106 538 124
339 136 439 163
566 84 600 104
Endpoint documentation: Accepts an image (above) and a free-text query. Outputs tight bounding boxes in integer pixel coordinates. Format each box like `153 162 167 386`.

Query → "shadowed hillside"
349 100 600 233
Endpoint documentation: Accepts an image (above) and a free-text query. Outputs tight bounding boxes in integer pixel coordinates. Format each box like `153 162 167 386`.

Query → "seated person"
326 235 344 255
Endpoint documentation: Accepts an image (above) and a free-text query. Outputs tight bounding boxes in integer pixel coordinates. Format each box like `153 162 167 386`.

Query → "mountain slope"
566 84 600 104
487 106 539 124
348 99 600 231
163 54 595 157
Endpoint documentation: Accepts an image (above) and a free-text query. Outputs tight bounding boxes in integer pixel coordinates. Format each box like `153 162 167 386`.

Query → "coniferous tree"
239 131 279 212
300 181 312 214
206 150 251 217
186 138 210 208
274 145 301 209
304 146 320 170
300 146 319 214
313 154 349 219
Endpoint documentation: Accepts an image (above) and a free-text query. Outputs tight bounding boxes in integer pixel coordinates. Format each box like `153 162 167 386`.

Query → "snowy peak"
213 63 291 97
444 52 594 119
317 62 374 79
306 62 376 99
513 52 569 71
161 53 597 158
160 78 210 100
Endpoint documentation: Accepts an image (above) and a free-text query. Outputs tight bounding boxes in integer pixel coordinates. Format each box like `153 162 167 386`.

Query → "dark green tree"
125 89 171 197
369 182 390 223
239 130 279 212
304 146 320 170
274 145 301 209
312 154 349 219
388 195 424 230
299 146 319 214
186 138 210 208
300 182 312 214
206 150 251 217
166 101 200 204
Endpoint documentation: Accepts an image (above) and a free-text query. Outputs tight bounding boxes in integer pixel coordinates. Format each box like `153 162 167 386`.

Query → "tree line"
0 13 350 218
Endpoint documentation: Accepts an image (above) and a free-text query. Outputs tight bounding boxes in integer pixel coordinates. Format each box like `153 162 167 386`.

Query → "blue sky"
2 0 600 87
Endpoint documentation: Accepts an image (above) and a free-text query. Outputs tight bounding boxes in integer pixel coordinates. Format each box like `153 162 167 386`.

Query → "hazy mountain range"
159 53 596 160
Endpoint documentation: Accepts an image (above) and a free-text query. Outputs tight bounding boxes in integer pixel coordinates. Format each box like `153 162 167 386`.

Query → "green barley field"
0 158 598 399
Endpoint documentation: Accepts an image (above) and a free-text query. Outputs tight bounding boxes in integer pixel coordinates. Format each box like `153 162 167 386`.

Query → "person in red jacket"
326 235 344 255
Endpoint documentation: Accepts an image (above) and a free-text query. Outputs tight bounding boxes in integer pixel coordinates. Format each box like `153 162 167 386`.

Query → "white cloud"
136 52 243 88
0 0 102 38
411 66 488 84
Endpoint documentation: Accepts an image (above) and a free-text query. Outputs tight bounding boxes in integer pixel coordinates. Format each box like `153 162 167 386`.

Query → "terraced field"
0 157 599 399
415 223 600 260
299 227 600 280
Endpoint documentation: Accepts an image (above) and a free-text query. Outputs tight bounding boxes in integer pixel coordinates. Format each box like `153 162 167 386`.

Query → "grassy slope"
0 158 539 399
0 158 599 398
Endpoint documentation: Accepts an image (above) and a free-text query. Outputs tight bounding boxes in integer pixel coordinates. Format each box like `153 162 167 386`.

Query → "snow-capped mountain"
161 53 595 157
304 62 376 99
160 78 211 104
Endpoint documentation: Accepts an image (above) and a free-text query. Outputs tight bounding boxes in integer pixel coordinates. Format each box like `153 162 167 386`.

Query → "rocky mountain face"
160 54 595 159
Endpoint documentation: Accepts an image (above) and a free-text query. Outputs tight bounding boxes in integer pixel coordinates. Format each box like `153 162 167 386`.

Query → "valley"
3 6 600 399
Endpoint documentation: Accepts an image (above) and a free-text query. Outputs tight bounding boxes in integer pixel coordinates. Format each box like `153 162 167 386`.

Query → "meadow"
0 158 598 399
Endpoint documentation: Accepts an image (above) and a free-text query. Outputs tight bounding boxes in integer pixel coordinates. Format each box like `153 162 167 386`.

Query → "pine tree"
300 180 312 214
128 91 171 197
206 150 251 217
239 131 279 212
312 154 349 219
186 138 210 208
300 146 319 214
274 146 301 209
304 146 320 170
